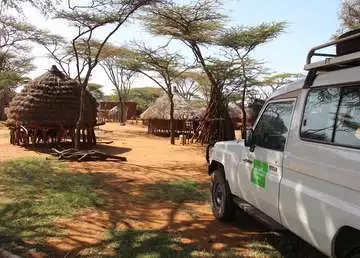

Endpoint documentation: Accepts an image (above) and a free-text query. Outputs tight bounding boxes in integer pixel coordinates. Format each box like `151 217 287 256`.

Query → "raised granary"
6 65 98 146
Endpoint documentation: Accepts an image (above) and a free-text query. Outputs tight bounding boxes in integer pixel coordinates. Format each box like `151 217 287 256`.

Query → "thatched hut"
6 65 98 146
140 94 200 136
0 88 15 121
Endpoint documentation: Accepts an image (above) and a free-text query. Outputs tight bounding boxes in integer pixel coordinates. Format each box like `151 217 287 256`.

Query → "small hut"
0 88 15 121
6 65 98 146
97 101 137 122
140 94 199 136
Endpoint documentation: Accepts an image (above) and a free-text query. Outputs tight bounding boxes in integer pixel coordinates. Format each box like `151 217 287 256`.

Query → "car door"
243 99 295 223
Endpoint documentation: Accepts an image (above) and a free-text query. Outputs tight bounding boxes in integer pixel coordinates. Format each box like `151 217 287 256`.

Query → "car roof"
268 65 360 101
269 79 304 100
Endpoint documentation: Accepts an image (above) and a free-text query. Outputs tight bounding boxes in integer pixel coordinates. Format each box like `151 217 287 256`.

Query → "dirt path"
0 123 324 258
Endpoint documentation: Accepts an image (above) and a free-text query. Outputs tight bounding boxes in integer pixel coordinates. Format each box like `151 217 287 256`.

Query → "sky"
24 0 341 95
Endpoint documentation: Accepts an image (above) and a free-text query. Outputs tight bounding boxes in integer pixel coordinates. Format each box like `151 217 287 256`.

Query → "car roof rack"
303 30 360 88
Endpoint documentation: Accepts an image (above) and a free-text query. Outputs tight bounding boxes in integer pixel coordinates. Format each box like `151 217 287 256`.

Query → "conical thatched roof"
140 94 199 120
6 65 98 128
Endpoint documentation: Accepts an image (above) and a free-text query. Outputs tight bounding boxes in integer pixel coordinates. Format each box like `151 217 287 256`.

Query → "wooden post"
81 129 86 143
86 127 92 146
31 128 38 145
70 128 75 146
10 128 14 144
90 127 96 146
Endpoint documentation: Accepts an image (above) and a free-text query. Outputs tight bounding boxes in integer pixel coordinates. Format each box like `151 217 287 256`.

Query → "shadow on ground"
0 159 326 258
23 143 132 156
51 168 326 258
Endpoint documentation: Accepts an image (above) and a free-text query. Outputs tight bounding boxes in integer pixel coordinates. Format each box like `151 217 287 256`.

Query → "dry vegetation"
0 123 325 258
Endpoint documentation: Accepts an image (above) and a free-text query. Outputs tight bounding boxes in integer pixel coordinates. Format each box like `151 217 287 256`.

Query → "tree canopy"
339 0 360 31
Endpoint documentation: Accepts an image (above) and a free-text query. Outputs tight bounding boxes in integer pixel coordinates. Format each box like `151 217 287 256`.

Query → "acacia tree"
340 0 360 31
260 72 303 98
173 71 201 101
56 0 158 149
0 0 56 13
88 82 105 100
143 0 237 144
0 10 58 90
41 40 76 77
126 43 189 144
100 45 136 124
217 23 286 136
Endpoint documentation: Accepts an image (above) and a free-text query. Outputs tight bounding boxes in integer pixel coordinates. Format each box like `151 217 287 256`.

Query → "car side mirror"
244 129 255 152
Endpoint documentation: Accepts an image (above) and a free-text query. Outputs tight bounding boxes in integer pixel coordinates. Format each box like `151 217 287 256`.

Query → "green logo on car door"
251 160 268 188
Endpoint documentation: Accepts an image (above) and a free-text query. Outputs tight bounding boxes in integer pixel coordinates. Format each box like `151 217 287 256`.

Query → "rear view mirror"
244 129 254 147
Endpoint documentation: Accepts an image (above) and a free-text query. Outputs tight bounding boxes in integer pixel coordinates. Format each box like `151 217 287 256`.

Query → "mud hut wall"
147 119 193 135
125 102 137 119
98 101 137 120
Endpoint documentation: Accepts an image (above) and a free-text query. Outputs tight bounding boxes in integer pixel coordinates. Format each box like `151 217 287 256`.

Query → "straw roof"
6 65 98 128
140 94 199 120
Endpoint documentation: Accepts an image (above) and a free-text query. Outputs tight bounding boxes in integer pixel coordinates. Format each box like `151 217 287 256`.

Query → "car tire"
211 168 235 221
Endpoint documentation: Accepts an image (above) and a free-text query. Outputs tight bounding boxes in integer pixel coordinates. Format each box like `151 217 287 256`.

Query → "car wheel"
211 169 235 221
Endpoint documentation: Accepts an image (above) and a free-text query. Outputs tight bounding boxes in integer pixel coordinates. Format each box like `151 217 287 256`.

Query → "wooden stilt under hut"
6 65 98 147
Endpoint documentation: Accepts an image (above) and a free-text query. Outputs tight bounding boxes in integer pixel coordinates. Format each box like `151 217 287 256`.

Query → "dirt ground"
0 122 324 258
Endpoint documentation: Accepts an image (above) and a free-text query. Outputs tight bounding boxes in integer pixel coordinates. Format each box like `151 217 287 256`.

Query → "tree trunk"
189 42 234 144
169 93 175 145
197 86 235 144
75 85 86 149
241 86 247 139
116 89 125 125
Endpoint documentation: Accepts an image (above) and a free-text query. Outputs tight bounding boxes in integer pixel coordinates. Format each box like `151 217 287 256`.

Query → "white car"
208 30 360 258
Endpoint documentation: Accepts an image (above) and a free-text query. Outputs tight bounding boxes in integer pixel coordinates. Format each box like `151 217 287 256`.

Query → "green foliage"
128 87 163 112
0 51 32 90
105 87 163 112
0 0 57 14
0 71 28 91
142 0 226 44
128 43 187 93
217 22 287 54
0 14 60 50
99 43 137 111
78 229 238 258
260 72 304 98
88 82 105 100
0 158 103 241
140 180 209 204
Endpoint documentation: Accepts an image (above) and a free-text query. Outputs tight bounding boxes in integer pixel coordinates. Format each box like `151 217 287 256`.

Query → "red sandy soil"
0 122 323 258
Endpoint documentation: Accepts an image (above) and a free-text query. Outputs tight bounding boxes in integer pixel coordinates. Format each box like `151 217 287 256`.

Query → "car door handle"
243 159 253 164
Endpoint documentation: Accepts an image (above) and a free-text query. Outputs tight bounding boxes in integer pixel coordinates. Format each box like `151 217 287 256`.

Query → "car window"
253 101 294 151
301 88 340 142
334 87 360 147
